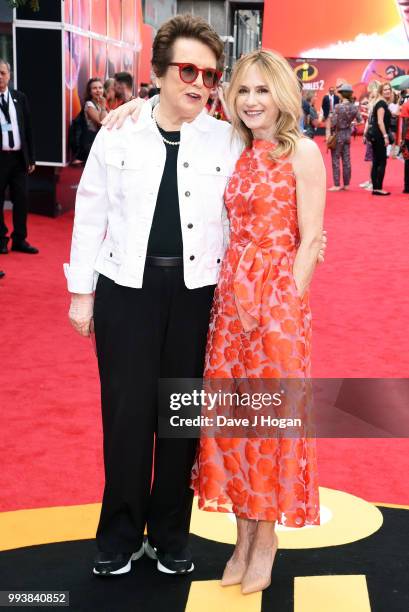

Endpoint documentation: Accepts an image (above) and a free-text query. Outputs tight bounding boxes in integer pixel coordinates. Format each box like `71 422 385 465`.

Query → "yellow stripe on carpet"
0 504 101 551
186 580 261 612
0 488 385 552
191 488 383 549
294 575 371 612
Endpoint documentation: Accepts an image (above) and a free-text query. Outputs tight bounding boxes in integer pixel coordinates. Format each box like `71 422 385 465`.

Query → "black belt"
146 256 183 267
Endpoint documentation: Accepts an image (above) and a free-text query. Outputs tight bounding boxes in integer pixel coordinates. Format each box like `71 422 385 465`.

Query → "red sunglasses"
168 62 222 89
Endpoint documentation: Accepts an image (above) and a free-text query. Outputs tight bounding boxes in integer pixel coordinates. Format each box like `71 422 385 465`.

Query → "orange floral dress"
191 140 320 527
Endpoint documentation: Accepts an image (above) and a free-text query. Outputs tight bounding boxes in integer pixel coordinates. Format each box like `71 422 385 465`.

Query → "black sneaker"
93 544 144 576
144 539 194 574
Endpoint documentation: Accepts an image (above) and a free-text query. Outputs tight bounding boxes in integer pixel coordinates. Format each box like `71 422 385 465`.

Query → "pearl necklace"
152 107 181 146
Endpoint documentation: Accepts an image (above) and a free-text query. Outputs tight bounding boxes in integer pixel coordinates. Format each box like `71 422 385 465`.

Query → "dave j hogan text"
169 415 302 428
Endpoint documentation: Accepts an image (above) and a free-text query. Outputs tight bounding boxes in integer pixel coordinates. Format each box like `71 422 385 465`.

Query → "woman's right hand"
69 293 94 337
99 94 107 109
102 98 146 129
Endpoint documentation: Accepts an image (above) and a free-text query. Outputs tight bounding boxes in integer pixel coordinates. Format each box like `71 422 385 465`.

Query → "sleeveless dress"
191 139 320 527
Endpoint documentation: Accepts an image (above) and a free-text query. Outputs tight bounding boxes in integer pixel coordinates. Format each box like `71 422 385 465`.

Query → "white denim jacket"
64 102 243 293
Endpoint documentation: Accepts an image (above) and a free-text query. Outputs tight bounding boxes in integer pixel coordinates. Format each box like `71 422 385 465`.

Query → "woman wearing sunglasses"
67 14 326 591
66 14 238 578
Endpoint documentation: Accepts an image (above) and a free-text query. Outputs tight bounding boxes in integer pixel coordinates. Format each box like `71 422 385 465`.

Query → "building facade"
177 1 263 76
142 0 176 31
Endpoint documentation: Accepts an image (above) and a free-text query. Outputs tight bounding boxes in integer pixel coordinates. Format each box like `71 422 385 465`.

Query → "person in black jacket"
322 86 340 138
0 59 38 255
365 82 393 196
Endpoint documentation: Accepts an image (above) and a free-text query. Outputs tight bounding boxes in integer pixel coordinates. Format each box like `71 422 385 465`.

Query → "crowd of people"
70 71 147 165
68 64 409 199
0 64 156 280
301 80 409 196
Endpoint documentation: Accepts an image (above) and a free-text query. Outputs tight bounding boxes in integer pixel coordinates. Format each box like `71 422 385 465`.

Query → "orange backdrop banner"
289 58 409 110
263 0 408 59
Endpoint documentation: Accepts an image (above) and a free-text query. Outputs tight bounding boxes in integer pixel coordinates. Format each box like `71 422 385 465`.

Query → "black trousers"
404 140 409 192
93 267 215 554
0 151 28 242
371 137 387 190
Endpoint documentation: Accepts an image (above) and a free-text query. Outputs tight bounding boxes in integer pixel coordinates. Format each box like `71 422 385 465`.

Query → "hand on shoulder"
102 97 146 130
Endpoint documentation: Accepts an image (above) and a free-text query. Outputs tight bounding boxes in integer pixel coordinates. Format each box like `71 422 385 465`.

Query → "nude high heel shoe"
241 532 279 595
221 555 248 587
221 518 257 587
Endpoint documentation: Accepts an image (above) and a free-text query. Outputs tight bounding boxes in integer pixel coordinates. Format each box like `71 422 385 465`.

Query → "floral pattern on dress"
191 140 320 527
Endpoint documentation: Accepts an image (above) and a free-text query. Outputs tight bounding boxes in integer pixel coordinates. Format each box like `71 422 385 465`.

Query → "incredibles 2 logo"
294 62 324 91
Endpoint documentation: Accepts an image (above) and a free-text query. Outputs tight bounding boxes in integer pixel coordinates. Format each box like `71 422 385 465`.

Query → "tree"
7 0 40 10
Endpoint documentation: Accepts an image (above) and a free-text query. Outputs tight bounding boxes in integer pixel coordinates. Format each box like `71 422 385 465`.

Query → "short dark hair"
85 78 102 102
114 71 133 89
152 14 224 77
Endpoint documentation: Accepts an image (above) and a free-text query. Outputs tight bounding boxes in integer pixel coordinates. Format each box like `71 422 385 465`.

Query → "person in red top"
401 93 409 194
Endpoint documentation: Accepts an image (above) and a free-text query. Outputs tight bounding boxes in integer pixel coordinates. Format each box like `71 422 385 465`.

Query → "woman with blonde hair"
190 49 325 594
103 78 117 110
365 82 393 195
360 80 380 190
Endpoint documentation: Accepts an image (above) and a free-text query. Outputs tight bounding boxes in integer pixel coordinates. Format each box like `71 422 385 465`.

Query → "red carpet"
0 137 408 512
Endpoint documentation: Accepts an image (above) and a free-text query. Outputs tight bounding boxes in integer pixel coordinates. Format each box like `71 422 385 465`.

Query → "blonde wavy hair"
378 82 392 98
368 82 393 110
226 49 302 161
